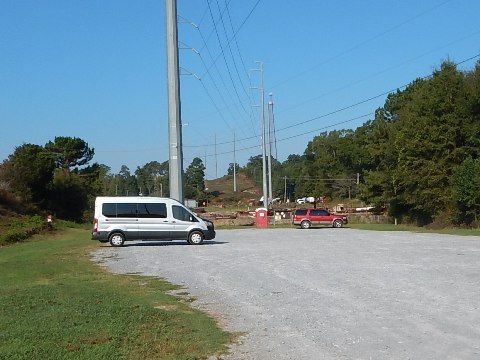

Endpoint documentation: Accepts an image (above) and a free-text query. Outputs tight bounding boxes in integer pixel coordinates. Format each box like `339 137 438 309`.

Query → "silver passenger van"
91 196 215 247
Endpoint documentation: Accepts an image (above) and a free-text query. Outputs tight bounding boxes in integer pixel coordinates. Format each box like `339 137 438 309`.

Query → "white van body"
91 197 215 247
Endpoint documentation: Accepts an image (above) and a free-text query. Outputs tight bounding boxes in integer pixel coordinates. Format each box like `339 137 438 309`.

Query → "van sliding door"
109 203 138 239
137 202 171 240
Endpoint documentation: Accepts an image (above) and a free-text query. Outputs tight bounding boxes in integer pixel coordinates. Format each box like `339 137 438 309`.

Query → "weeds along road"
93 228 480 360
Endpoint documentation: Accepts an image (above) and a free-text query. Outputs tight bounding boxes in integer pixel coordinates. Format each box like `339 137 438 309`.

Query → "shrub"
0 189 27 214
0 215 46 245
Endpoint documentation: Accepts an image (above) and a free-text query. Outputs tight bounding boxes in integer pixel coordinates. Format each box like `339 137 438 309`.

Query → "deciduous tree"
0 144 54 204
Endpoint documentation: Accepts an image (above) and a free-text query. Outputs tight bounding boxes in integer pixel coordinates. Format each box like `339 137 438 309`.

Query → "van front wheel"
109 232 125 247
188 231 204 245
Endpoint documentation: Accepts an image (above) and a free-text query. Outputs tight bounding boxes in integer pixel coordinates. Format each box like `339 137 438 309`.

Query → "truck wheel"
300 220 311 229
333 219 343 228
188 231 204 245
109 232 125 247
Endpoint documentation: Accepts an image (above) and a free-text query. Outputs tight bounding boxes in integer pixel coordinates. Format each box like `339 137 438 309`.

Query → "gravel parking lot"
93 228 480 359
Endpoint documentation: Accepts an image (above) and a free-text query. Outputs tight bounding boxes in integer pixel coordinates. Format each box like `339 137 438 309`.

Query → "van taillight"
93 218 98 233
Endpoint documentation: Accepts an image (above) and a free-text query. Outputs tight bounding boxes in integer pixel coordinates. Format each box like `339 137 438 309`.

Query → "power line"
183 52 480 149
98 52 479 160
178 8 258 141
270 0 454 90
185 52 480 162
178 17 256 145
201 0 261 78
278 29 480 116
286 177 357 181
179 17 245 132
222 0 259 134
206 0 254 122
183 113 373 162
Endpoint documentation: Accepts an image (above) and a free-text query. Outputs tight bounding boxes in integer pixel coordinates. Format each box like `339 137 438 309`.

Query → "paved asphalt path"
92 228 480 359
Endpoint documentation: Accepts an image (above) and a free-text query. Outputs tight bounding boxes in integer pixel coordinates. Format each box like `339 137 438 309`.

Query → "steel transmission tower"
165 0 184 202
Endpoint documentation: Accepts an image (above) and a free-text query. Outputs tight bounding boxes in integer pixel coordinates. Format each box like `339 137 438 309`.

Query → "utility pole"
250 61 267 208
267 93 274 207
233 132 237 192
255 61 268 208
204 149 207 180
165 0 184 202
214 134 218 178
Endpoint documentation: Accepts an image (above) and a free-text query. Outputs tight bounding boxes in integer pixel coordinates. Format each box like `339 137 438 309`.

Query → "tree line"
1 61 479 226
238 61 480 226
0 136 207 221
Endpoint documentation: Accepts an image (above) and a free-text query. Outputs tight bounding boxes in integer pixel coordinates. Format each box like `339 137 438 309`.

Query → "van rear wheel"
109 232 125 247
188 231 204 245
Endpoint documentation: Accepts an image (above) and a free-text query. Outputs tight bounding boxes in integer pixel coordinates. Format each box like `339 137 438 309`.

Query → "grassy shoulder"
217 221 480 235
0 228 232 360
214 219 480 235
348 222 480 236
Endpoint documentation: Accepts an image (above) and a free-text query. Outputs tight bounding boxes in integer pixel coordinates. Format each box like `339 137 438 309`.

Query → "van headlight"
202 219 213 227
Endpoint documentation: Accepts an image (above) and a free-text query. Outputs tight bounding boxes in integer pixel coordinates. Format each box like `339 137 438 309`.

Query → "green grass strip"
0 228 231 360
349 223 480 235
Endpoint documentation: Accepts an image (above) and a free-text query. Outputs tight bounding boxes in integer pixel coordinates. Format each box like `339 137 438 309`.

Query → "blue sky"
1 0 479 179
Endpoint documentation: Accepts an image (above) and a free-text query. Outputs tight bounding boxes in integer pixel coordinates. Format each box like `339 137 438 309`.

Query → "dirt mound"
205 173 261 205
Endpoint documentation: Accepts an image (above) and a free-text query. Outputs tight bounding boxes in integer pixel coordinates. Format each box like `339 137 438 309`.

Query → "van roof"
95 196 182 204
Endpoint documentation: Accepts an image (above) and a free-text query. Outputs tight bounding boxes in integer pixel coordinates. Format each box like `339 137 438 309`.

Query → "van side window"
138 203 167 218
172 205 198 222
102 203 116 217
116 203 137 218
